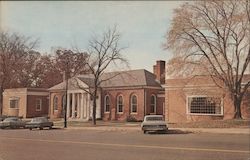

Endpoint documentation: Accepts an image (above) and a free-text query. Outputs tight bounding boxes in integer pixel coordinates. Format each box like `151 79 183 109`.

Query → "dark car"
26 117 53 130
0 117 26 129
141 115 168 134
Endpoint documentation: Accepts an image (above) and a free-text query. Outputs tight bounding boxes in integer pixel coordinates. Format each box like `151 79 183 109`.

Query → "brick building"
49 61 166 121
165 75 250 123
2 88 49 118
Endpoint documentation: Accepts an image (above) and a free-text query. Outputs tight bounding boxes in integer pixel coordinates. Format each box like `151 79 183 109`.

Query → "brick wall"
2 88 49 118
26 95 49 118
101 88 145 121
165 76 250 122
144 88 164 115
101 87 164 121
49 92 64 119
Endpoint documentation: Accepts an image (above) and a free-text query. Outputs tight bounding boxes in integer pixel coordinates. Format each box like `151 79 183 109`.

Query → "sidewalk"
53 120 250 134
61 125 250 135
174 127 250 135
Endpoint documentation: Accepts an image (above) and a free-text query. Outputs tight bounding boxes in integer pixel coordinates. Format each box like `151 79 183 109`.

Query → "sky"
0 1 185 72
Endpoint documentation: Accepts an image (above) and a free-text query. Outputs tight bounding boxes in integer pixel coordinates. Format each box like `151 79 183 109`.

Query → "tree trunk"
92 99 96 125
0 87 3 115
234 96 242 119
92 88 97 125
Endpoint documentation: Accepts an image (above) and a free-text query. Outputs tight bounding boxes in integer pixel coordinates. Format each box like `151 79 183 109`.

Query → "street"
0 128 249 160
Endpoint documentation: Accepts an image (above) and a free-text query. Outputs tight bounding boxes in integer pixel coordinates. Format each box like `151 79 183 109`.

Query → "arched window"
61 94 66 117
130 94 137 113
117 95 123 113
62 94 66 109
104 95 110 112
53 96 58 111
150 95 156 113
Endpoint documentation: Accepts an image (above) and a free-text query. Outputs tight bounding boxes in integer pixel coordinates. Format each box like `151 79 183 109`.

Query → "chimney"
153 60 165 84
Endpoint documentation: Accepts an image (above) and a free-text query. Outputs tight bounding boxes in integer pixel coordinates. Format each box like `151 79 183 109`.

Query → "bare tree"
0 31 38 114
76 26 128 125
164 0 250 119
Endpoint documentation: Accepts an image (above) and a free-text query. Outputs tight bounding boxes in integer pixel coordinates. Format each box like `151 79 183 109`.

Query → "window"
36 98 42 111
150 95 156 113
187 96 222 115
146 116 164 121
53 96 58 111
104 95 110 113
62 94 66 109
10 98 19 109
130 94 137 113
117 95 123 113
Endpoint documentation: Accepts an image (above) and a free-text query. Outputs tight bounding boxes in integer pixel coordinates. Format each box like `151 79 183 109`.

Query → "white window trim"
104 95 110 113
117 95 124 114
53 96 58 111
36 98 42 111
150 94 157 114
130 94 138 114
186 95 224 116
9 97 19 109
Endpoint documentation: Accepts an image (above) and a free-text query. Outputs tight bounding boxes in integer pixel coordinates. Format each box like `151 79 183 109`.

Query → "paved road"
0 128 249 160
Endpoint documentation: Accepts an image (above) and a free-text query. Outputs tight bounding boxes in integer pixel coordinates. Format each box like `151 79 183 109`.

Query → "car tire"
29 128 32 130
0 127 5 129
39 127 43 130
160 130 167 134
143 130 147 134
49 126 52 130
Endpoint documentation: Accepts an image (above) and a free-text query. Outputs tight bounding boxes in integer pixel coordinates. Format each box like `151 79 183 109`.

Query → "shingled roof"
100 69 161 88
49 69 162 91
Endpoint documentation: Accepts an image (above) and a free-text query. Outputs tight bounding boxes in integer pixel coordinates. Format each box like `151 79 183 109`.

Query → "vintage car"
26 117 53 130
0 115 8 121
0 117 26 129
141 115 168 134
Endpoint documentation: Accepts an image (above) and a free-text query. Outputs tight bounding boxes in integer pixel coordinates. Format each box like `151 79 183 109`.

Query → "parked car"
141 115 168 134
0 117 26 129
26 117 53 130
0 115 8 121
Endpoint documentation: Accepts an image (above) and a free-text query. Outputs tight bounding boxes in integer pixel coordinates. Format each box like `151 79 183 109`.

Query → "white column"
80 93 84 119
66 93 70 118
72 93 76 118
77 93 80 118
83 93 87 118
87 93 90 120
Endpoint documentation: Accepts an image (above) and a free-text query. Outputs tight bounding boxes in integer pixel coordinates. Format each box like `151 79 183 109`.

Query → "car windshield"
31 117 47 123
146 117 163 121
3 118 18 122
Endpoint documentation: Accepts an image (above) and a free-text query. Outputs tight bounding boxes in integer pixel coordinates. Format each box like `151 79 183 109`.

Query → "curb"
58 126 250 135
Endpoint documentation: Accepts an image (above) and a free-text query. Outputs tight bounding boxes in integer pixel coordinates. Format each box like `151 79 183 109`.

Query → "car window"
31 117 48 122
3 118 18 122
146 117 163 121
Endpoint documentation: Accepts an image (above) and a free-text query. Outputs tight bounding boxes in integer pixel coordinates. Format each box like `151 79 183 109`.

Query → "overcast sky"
0 1 185 72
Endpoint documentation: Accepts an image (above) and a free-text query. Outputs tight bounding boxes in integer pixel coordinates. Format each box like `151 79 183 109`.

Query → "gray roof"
100 69 161 88
49 69 162 90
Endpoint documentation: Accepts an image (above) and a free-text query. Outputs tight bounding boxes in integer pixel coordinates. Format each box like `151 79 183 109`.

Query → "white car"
141 115 168 134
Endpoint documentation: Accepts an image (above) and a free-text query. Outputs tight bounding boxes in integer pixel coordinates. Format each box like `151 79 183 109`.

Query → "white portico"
49 76 101 121
66 90 101 120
